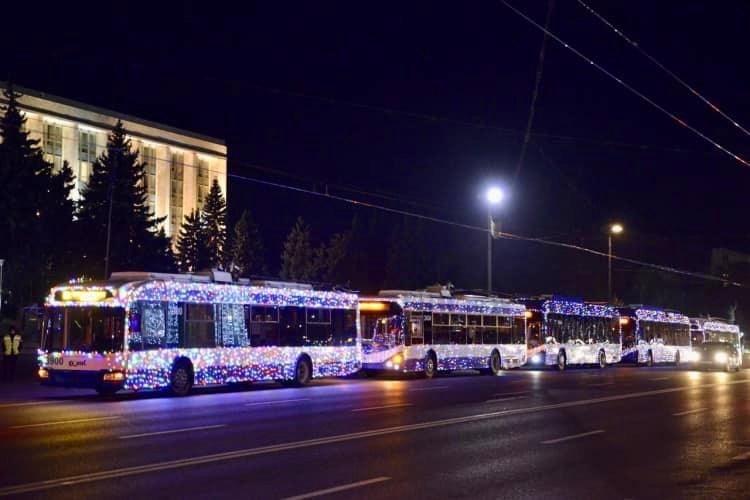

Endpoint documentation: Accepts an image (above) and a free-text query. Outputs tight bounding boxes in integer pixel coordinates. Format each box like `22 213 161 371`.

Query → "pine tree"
280 217 315 281
175 210 208 272
77 120 171 276
203 178 227 269
229 210 266 277
313 232 350 283
0 84 76 313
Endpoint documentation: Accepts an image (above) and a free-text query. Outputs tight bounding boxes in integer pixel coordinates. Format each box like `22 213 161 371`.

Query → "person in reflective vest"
2 326 22 382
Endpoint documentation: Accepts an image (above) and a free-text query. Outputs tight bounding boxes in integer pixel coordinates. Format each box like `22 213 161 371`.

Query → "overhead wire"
576 0 750 138
500 0 750 169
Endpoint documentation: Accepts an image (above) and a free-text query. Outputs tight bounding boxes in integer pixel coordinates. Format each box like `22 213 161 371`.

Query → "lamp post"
485 187 504 293
608 223 623 302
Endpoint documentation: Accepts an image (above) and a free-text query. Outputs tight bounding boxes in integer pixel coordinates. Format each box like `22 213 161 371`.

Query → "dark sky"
2 1 750 304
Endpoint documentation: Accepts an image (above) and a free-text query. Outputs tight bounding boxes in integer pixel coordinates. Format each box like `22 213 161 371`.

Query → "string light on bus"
633 308 690 324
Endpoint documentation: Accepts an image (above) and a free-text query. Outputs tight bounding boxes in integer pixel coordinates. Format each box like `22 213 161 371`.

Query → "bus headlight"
103 371 125 382
714 352 729 364
530 354 541 364
690 352 701 362
37 368 49 379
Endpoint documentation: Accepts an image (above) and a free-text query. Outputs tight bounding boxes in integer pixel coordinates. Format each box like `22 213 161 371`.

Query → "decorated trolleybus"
38 272 360 395
690 317 743 367
360 288 527 378
523 296 621 370
618 306 691 366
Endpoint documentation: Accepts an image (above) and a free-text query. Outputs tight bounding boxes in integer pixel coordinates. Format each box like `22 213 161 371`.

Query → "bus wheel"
646 351 654 367
488 350 502 375
424 353 437 378
170 359 194 396
598 350 607 369
557 351 566 371
292 356 312 386
674 351 681 367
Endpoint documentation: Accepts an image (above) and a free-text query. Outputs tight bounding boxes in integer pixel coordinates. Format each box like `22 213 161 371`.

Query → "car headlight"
530 354 541 364
690 352 701 362
714 352 729 364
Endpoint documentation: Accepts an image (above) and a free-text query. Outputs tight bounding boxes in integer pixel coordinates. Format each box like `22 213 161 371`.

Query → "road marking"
732 451 750 461
588 382 614 387
10 416 120 429
352 403 412 412
486 396 527 403
650 377 670 381
673 408 707 417
2 378 750 496
493 391 529 398
0 400 59 409
409 385 448 391
245 398 310 407
119 425 226 440
542 430 604 444
282 477 391 500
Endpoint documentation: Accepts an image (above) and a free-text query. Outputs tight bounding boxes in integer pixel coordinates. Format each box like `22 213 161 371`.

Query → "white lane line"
10 416 120 429
119 425 226 440
0 400 59 409
673 408 708 417
245 398 310 407
650 377 670 381
2 379 750 496
732 451 750 461
588 382 614 387
486 396 527 403
493 391 529 398
542 430 604 444
351 403 412 412
282 477 391 500
409 385 448 391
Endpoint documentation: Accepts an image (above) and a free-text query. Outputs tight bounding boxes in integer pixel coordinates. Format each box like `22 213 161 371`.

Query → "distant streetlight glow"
486 187 504 205
610 223 624 235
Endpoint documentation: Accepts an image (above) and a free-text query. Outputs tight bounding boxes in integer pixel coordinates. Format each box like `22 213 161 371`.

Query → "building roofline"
0 81 225 146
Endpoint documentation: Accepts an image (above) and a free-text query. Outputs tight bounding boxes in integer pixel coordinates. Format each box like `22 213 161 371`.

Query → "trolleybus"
523 296 621 370
619 306 691 366
360 288 527 378
38 272 360 395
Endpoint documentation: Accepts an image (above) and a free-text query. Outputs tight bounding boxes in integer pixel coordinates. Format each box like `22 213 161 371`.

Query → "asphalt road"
2 366 750 499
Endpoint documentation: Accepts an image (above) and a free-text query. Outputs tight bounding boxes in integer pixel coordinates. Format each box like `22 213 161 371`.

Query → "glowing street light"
485 186 505 293
608 223 624 301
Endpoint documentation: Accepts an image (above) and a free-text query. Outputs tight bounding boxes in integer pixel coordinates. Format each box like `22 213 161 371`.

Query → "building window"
196 158 210 207
43 123 63 172
77 130 97 192
170 152 184 233
141 146 157 212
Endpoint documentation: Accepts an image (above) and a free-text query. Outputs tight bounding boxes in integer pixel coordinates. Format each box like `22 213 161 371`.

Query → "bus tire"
292 355 313 387
674 351 681 367
423 352 437 379
170 358 194 396
557 351 567 371
598 350 607 369
488 350 502 375
646 351 654 367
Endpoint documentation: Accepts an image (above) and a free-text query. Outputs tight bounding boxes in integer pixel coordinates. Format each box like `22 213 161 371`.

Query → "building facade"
0 83 227 238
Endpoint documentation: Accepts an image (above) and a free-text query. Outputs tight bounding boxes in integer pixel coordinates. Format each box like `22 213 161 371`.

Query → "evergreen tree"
175 210 208 272
229 209 266 277
77 120 171 276
280 217 315 281
313 232 350 283
0 84 76 313
203 178 227 269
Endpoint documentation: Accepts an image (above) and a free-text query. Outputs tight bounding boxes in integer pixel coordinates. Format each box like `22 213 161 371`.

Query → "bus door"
409 315 424 345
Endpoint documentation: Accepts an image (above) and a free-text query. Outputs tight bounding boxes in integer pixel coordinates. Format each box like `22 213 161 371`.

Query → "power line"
500 0 750 169
576 0 750 138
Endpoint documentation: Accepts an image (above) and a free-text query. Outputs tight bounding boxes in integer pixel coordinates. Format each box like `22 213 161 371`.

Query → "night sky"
2 1 749 308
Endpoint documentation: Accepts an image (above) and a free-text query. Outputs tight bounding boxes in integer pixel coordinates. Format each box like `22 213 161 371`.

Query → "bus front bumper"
39 368 125 390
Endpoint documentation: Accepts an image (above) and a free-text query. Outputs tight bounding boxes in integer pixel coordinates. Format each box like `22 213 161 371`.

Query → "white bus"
691 318 743 364
38 272 360 395
619 306 691 366
360 289 527 378
523 297 621 370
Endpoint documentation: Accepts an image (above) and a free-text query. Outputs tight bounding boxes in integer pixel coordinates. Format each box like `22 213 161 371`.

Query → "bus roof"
619 306 690 325
520 297 618 318
690 317 740 333
364 291 526 316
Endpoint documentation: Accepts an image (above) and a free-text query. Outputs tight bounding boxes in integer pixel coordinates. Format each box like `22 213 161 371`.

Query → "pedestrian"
2 326 22 382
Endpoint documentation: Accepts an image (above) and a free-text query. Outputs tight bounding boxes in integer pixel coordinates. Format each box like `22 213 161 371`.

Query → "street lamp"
485 187 504 293
608 223 623 301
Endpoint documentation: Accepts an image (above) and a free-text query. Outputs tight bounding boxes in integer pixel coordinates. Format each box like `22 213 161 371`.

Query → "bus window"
467 315 481 344
45 306 124 353
184 303 215 348
432 314 450 344
249 305 282 346
513 317 526 344
482 315 498 344
331 309 357 346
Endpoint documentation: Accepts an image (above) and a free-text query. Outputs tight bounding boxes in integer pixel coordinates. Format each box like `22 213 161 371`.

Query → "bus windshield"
44 306 125 353
705 331 739 344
